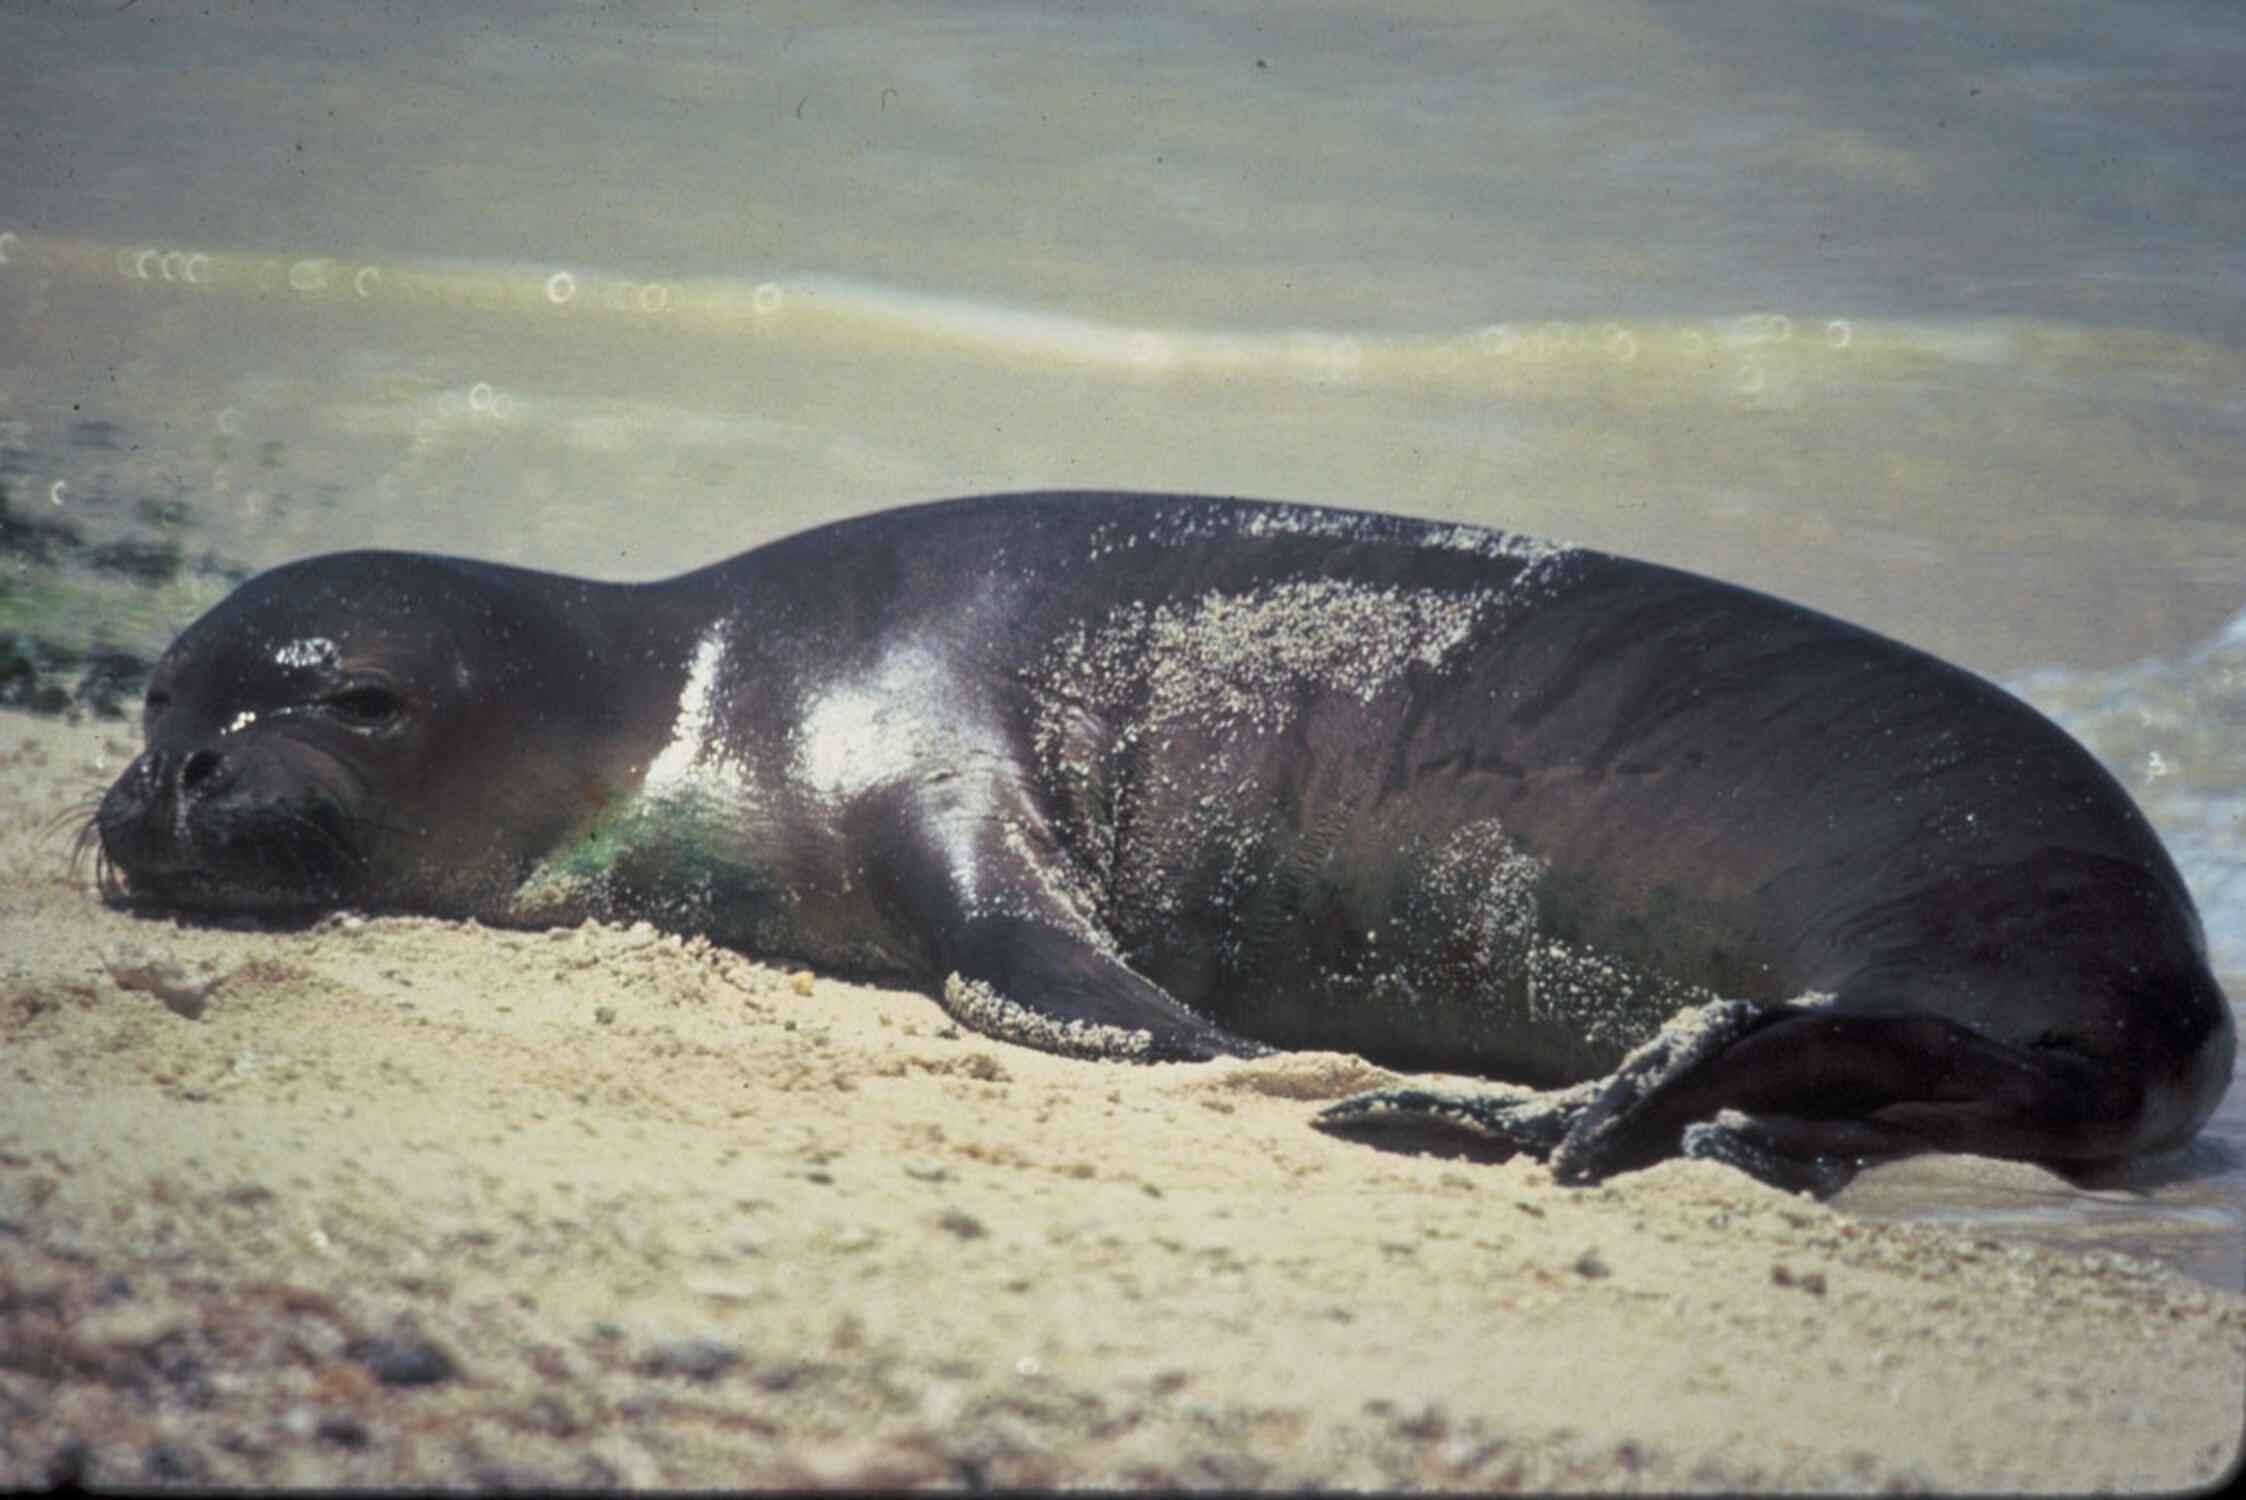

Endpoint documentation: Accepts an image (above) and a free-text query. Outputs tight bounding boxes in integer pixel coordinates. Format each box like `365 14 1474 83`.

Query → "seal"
93 491 2234 1193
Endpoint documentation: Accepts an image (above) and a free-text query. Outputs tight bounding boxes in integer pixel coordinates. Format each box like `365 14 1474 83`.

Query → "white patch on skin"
794 643 954 797
644 629 730 795
274 637 339 671
793 642 1009 901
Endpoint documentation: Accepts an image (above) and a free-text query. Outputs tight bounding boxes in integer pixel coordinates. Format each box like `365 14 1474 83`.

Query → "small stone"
77 1302 185 1349
1573 1249 1610 1279
755 1361 813 1392
142 1441 201 1481
46 1439 92 1488
527 1394 581 1437
315 1414 369 1448
1771 1263 1828 1295
349 1336 457 1387
959 1052 1007 1081
642 1336 740 1380
104 947 226 1019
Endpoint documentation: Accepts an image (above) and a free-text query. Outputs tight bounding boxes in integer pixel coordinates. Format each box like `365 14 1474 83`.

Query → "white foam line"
18 230 2245 391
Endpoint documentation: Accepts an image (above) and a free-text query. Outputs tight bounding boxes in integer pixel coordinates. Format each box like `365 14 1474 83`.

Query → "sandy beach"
6 0 2244 1487
1 705 2238 1491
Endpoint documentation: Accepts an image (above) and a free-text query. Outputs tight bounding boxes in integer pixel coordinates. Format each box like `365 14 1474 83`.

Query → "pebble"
103 947 227 1019
142 1441 202 1481
315 1415 370 1449
642 1336 741 1380
1771 1263 1828 1295
938 1208 987 1239
348 1336 457 1387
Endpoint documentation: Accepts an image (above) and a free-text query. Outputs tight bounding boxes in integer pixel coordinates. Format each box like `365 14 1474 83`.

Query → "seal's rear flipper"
1314 1000 1772 1174
1680 1113 1860 1197
1314 1079 1599 1158
1546 997 1778 1182
1558 1002 2139 1189
1320 998 2129 1195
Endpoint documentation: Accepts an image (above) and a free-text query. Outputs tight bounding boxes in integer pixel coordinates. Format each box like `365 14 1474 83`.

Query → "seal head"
96 551 684 915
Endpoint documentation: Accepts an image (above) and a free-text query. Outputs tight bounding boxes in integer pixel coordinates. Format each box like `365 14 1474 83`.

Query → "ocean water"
2 0 2239 1286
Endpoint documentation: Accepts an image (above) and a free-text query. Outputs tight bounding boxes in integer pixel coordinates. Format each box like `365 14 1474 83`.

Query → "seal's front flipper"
889 773 1269 1064
938 916 1271 1063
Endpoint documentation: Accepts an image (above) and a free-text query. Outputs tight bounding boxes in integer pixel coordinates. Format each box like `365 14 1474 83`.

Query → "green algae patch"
509 787 796 954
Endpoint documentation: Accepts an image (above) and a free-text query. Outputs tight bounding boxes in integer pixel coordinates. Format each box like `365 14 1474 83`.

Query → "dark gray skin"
94 492 2235 1194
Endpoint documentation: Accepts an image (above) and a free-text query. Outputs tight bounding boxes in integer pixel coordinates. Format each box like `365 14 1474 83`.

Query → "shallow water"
2 0 2240 1287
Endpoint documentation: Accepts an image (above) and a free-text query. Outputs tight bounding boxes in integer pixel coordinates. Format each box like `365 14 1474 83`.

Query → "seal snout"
177 746 228 796
95 734 362 910
97 745 218 880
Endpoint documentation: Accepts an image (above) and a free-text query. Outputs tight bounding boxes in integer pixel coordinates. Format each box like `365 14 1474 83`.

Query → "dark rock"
642 1336 740 1381
349 1335 457 1387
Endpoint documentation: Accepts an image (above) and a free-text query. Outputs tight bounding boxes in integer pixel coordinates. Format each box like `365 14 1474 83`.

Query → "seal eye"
321 684 403 730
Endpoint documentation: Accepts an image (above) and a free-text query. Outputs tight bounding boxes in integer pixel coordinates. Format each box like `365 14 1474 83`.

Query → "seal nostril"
179 749 224 793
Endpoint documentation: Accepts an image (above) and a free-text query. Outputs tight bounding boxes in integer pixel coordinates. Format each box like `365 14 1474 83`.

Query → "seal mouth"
92 738 385 913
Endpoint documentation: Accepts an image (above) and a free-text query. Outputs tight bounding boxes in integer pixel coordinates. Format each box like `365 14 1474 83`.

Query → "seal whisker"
51 793 108 847
77 819 124 899
63 797 122 892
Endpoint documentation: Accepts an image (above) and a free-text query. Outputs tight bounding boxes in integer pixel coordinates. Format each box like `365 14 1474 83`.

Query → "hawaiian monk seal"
92 492 2234 1193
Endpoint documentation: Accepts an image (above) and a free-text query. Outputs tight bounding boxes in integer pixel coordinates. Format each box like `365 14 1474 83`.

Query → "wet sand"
2 707 2240 1490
